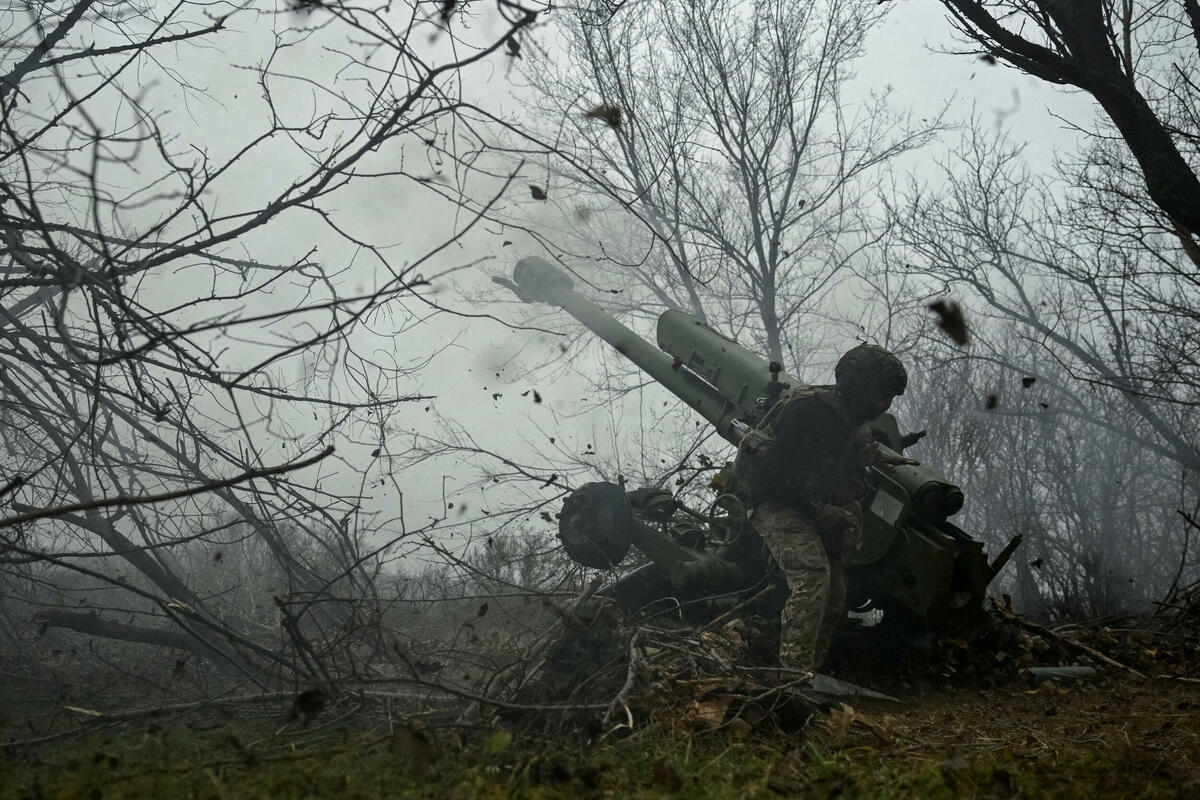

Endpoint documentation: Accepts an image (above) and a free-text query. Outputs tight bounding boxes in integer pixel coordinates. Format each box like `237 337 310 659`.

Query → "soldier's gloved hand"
816 504 858 534
875 447 920 472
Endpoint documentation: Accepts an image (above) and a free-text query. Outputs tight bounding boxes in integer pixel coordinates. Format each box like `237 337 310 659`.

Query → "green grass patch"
3 711 1197 800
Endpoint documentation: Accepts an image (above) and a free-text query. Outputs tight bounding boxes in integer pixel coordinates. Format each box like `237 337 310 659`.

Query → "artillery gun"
499 256 1021 636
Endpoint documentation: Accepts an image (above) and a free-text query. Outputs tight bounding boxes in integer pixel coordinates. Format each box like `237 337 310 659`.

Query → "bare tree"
501 0 938 370
938 0 1200 238
0 0 545 697
889 122 1199 475
881 110 1200 613
900 326 1194 618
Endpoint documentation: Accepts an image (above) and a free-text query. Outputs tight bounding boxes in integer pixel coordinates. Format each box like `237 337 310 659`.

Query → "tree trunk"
33 609 250 675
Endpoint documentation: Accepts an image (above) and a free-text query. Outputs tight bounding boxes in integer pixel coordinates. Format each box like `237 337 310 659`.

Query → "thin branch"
0 447 334 530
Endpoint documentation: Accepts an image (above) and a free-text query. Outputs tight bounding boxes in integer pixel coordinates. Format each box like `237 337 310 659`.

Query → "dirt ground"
3 603 1200 798
1 675 1197 799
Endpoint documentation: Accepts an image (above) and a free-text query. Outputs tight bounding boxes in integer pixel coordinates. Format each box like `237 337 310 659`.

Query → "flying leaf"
583 103 622 129
287 688 328 725
927 299 970 346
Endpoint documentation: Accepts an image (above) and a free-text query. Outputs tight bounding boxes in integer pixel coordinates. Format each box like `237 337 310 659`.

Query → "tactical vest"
733 385 872 509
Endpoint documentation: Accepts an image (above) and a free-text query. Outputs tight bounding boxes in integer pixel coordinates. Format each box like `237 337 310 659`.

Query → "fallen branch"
602 630 643 726
1012 614 1148 680
479 575 606 703
32 609 248 673
700 585 771 632
3 692 295 749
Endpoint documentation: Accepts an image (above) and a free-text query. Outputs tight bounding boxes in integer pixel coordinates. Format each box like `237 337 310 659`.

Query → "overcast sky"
41 0 1101 549
395 1 1100 531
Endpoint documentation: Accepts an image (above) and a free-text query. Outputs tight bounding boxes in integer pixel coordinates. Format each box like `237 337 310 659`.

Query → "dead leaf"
688 694 734 729
826 702 857 744
1021 376 1036 388
583 103 622 129
530 185 546 200
927 299 970 345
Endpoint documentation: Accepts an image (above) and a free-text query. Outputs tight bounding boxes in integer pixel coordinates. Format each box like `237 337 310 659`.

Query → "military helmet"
835 344 907 399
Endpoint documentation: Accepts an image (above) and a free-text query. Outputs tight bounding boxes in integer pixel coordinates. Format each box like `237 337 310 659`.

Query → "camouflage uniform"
735 345 906 674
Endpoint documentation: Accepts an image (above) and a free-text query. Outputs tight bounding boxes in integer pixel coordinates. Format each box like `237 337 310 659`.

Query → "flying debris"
287 687 328 726
584 103 622 129
928 299 970 346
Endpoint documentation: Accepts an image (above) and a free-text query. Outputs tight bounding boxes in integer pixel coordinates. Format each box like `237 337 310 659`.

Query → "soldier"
735 344 912 676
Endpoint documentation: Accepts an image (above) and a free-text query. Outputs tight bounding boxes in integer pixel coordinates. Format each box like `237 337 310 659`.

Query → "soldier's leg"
753 503 830 674
815 559 846 669
814 506 859 668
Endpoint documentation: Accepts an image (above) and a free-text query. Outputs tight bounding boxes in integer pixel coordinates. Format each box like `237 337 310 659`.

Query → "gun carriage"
500 257 1020 634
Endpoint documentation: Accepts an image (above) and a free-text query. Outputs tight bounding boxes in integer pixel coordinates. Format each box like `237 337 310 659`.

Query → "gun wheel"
705 492 747 545
558 482 634 568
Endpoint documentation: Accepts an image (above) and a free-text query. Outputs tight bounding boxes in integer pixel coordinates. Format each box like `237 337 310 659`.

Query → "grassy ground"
3 678 1198 799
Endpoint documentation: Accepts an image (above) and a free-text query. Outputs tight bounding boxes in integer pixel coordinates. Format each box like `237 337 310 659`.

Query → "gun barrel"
656 310 803 428
511 257 746 442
